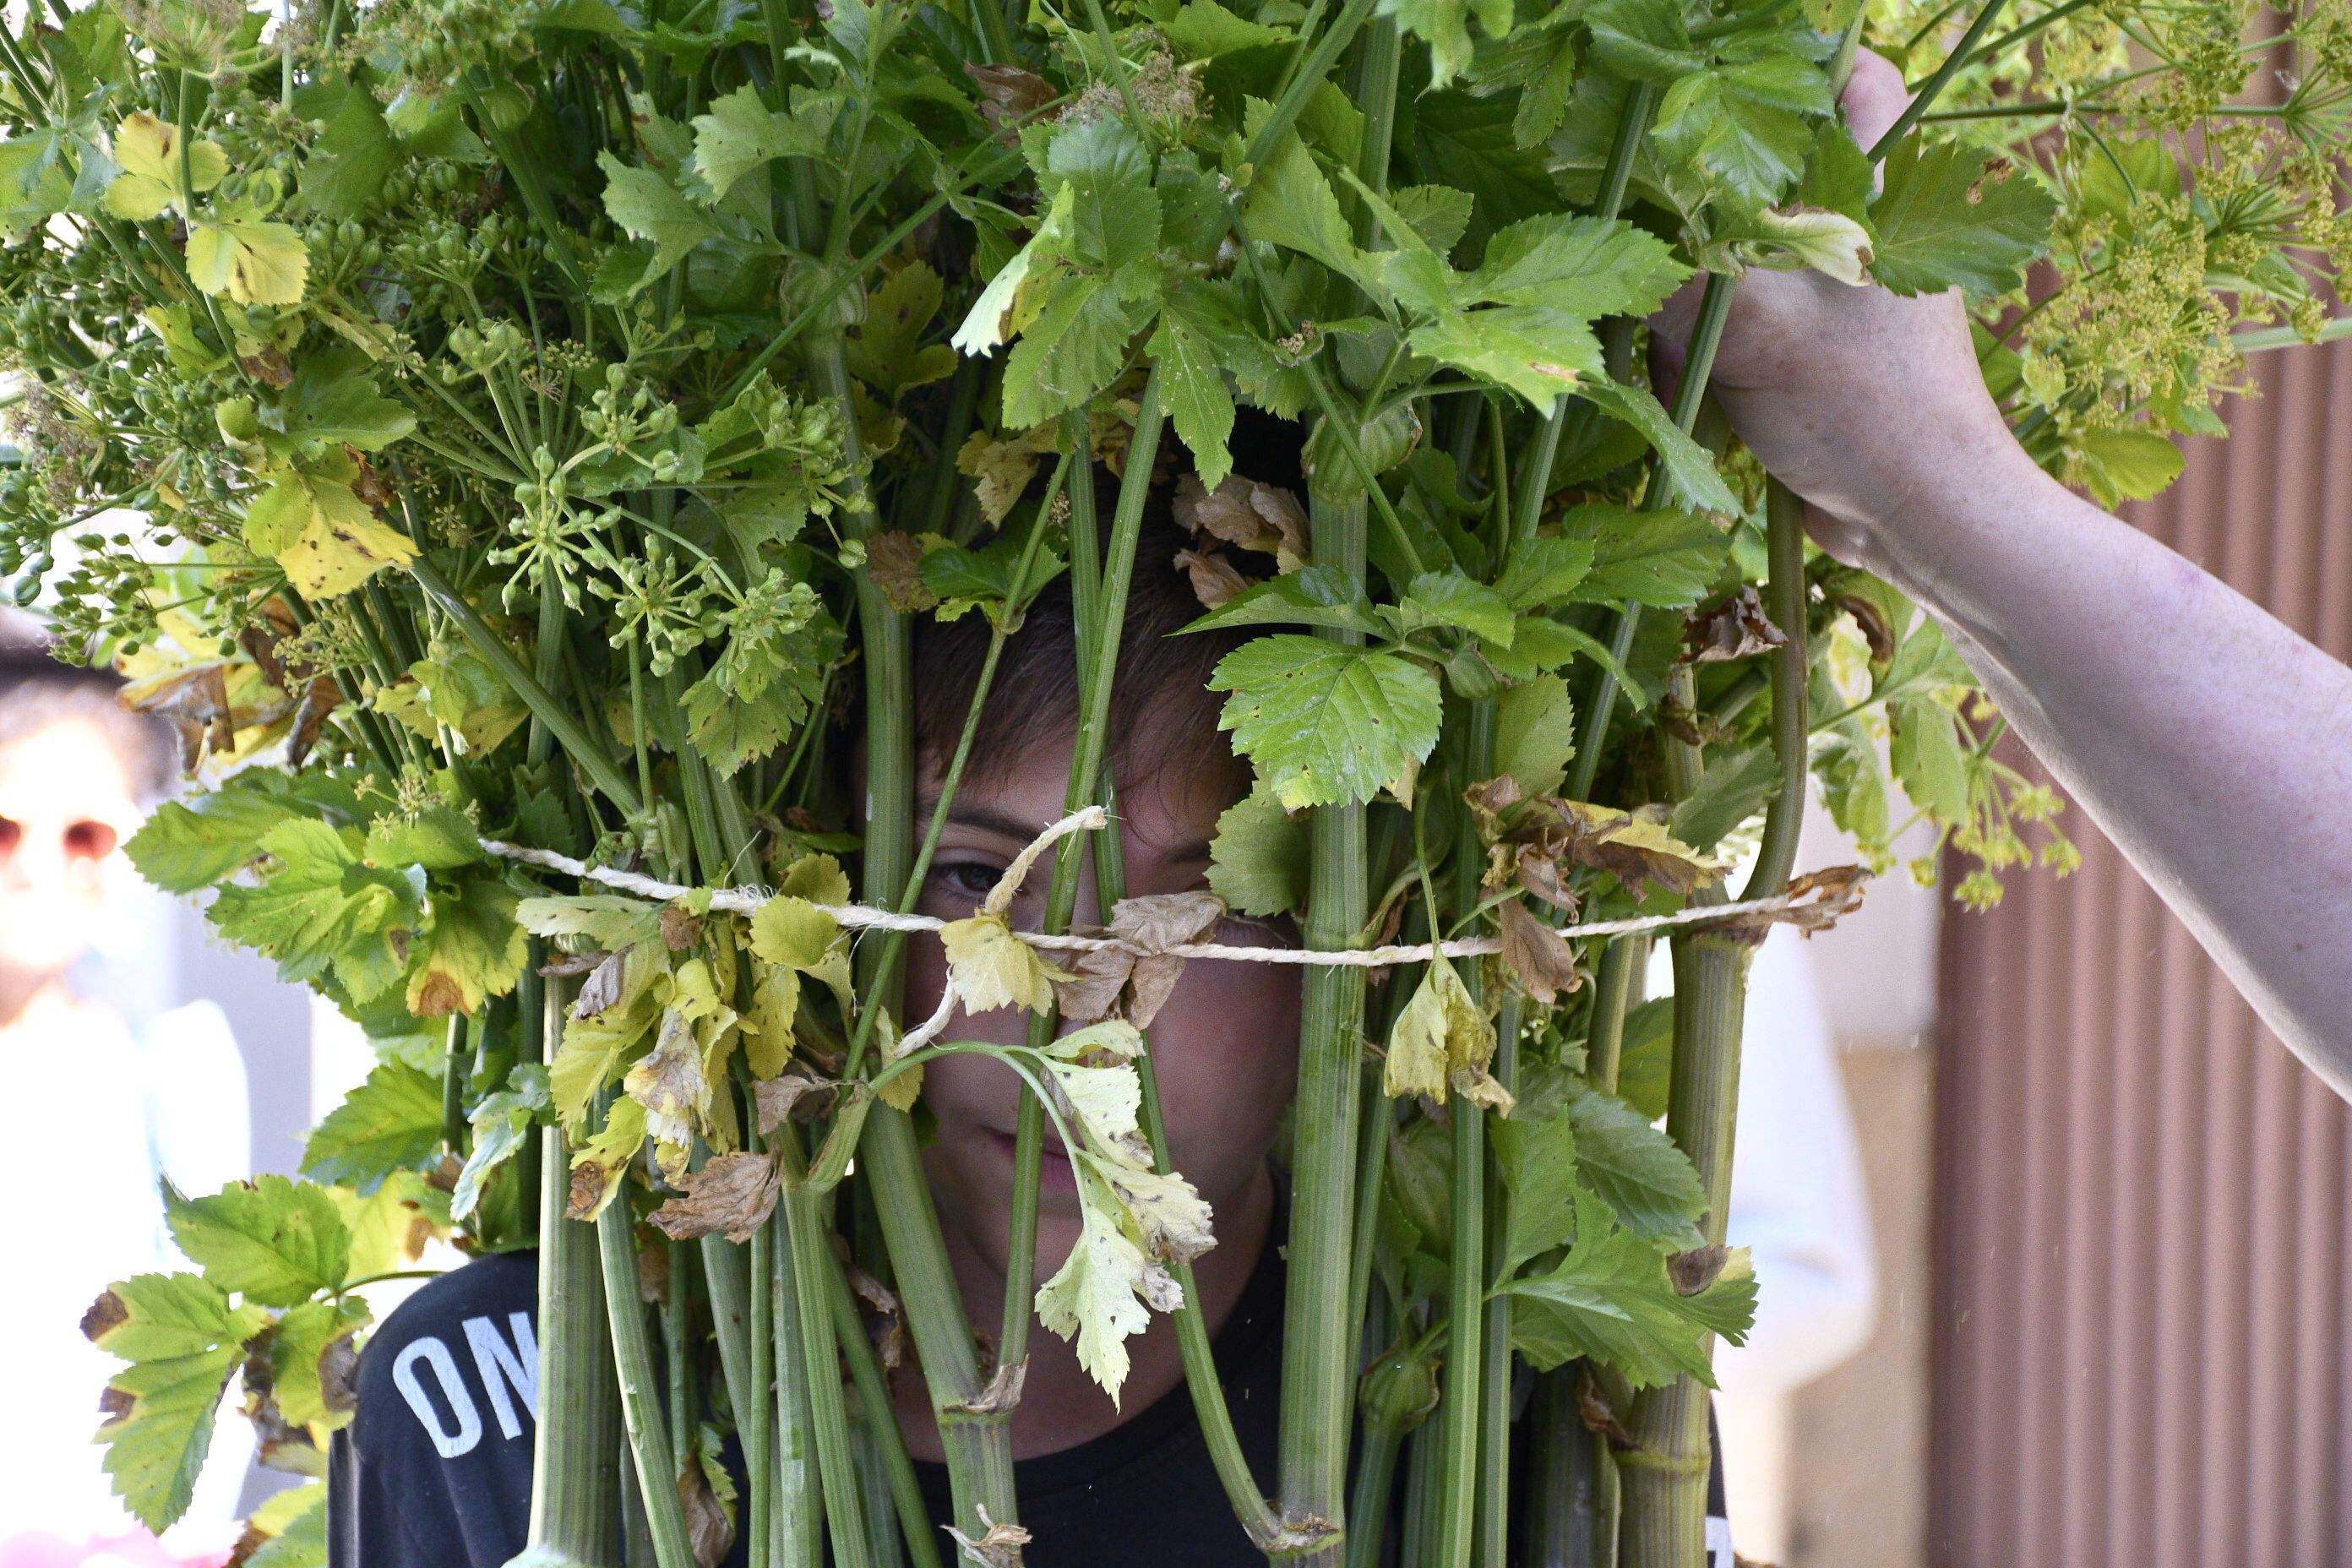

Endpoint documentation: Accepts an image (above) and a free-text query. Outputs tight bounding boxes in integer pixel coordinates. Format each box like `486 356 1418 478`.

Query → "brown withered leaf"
754 1070 837 1133
845 1258 907 1372
1173 546 1252 610
948 1354 1028 1416
1497 899 1582 1004
1715 863 1870 944
81 1289 128 1342
285 674 344 768
1055 891 1227 1029
566 1162 610 1222
1832 589 1897 664
536 950 602 978
1666 1244 1730 1296
1052 936 1130 1026
866 530 938 613
237 621 289 687
1683 586 1788 662
964 62 1058 130
944 1505 1032 1568
649 1151 782 1244
679 1456 735 1568
1576 1365 1636 1449
1545 800 1723 902
574 950 632 1019
318 1331 362 1418
122 662 235 771
240 347 295 387
1510 845 1581 915
1172 473 1309 571
659 902 703 951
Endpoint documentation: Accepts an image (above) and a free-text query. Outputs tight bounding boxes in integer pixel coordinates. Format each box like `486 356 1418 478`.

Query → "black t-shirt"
329 1242 1729 1567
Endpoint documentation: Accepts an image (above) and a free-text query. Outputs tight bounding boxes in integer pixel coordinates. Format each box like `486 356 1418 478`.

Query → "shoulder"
355 1250 542 1460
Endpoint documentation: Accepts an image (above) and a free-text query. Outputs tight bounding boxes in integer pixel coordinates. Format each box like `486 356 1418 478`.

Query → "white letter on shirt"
391 1337 484 1459
461 1311 539 1440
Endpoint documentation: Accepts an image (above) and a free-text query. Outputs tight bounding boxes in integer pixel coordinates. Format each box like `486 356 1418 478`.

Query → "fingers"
1839 48 1912 155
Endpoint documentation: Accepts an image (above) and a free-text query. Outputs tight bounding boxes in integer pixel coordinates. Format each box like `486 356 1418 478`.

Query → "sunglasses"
0 814 121 864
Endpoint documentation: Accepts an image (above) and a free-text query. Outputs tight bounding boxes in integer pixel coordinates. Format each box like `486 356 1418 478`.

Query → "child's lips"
983 1127 1078 1191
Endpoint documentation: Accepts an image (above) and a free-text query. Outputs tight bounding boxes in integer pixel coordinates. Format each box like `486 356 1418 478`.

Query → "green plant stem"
1741 481 1810 900
829 1256 946 1568
1277 490 1371 1564
1563 271 1735 804
1434 695 1496 1568
761 1194 827 1568
999 372 1167 1383
1870 0 2017 157
1523 1369 1609 1568
775 1135 874 1568
1583 934 1651 1096
1619 479 1811 1568
509 978 623 1568
1474 999 1522 1568
1342 1421 1406 1568
411 558 643 816
2234 313 2352 351
1248 0 1380 170
1973 0 2102 62
596 1135 700 1568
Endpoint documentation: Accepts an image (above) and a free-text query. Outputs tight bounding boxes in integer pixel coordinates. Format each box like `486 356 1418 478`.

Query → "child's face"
0 717 139 982
902 732 1300 1288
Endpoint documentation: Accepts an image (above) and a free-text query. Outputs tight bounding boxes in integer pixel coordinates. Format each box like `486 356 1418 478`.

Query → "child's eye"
928 861 1001 899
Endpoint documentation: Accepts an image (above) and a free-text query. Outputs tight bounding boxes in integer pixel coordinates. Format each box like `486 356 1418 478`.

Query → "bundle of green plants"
2 0 2344 1563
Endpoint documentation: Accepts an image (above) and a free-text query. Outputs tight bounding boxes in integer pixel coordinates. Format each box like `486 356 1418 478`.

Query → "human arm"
1670 53 2352 1087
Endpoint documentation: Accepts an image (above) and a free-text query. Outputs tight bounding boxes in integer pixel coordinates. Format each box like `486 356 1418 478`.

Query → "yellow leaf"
939 912 1068 1014
102 112 226 220
1383 956 1495 1104
187 218 309 306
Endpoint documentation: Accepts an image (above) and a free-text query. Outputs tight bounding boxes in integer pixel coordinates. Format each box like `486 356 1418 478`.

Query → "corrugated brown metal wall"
1928 335 2352 1568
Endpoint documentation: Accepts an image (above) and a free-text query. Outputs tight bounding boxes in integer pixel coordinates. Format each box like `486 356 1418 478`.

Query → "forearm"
1863 450 2352 1085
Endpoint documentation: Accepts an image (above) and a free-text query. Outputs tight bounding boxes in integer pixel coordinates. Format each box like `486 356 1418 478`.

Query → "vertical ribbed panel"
1929 331 2352 1568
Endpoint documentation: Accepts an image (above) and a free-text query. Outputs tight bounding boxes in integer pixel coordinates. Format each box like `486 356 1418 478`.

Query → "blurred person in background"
0 633 253 1566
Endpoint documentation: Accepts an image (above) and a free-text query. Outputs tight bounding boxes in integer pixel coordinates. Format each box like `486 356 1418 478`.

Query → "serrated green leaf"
1565 1087 1707 1246
1182 565 1385 636
1206 784 1309 918
999 273 1151 428
1505 1186 1720 1386
270 1297 370 1429
209 819 418 1002
1209 634 1444 808
166 1175 350 1306
690 83 825 199
1574 378 1742 517
1561 504 1729 607
1669 744 1780 852
302 1060 444 1194
405 874 526 1018
89 1273 268 1533
1150 307 1236 490
596 150 720 287
1494 1102 1577 1271
1465 215 1689 318
1870 138 2055 298
1495 672 1577 796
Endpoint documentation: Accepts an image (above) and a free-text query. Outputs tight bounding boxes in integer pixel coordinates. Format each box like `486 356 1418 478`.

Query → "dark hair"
908 407 1308 801
0 633 174 801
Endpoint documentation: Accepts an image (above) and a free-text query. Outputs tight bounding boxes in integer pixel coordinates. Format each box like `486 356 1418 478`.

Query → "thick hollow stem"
508 978 623 1568
1620 476 1810 1566
1277 492 1371 1562
776 1136 874 1568
596 1147 700 1568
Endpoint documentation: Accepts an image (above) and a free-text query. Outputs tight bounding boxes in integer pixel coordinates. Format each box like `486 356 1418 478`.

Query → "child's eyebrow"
917 798 1046 843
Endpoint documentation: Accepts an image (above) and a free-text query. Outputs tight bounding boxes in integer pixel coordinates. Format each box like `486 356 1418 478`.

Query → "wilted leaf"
1497 898 1582 1004
650 1151 781 1243
1682 585 1787 662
